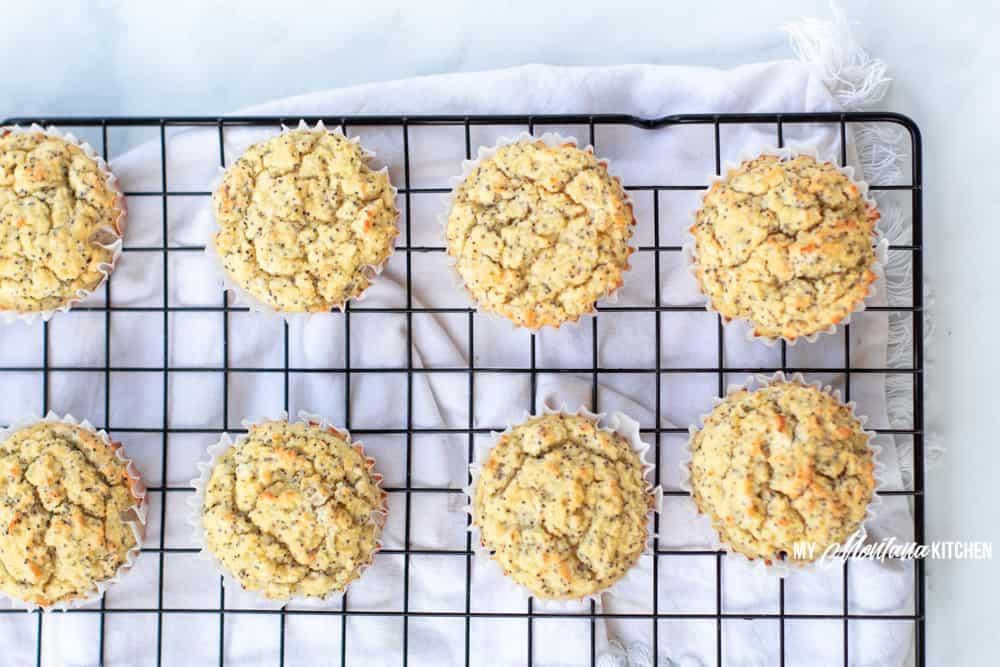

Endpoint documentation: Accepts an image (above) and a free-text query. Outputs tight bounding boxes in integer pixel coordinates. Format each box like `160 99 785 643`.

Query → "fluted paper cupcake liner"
465 404 662 605
683 143 888 347
0 412 146 611
202 120 400 324
679 371 886 578
187 410 388 605
0 125 125 324
441 132 635 333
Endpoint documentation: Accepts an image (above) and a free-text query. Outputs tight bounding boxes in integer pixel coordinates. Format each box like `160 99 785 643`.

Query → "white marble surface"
1 0 997 665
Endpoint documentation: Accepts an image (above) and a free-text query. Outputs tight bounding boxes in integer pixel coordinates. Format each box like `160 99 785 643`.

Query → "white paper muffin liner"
202 120 400 324
0 124 125 324
679 371 886 578
441 132 636 334
0 412 146 611
682 143 889 346
187 410 388 605
465 404 663 605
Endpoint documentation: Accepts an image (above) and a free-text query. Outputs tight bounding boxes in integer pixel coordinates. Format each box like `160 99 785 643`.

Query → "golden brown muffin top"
201 420 384 599
689 381 875 564
446 140 633 328
213 129 398 312
690 154 879 340
0 422 140 606
473 413 651 598
0 131 121 313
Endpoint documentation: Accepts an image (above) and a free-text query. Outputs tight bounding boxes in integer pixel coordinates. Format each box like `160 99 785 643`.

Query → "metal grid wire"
0 112 924 666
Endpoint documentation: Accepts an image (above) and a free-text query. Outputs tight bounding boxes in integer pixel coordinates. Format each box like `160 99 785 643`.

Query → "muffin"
198 419 385 599
688 379 875 564
446 138 634 328
0 419 143 607
472 412 651 599
0 129 124 315
689 153 880 341
212 126 398 312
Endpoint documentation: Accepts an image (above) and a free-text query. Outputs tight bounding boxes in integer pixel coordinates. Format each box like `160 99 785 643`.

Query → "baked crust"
473 413 650 598
202 420 384 599
689 381 875 564
213 129 398 312
0 131 121 313
446 140 633 328
0 422 139 606
690 154 879 340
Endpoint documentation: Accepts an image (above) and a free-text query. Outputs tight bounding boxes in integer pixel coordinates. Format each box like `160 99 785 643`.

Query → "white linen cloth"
0 61 915 667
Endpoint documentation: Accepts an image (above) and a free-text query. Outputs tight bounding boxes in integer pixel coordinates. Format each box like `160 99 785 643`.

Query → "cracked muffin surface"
446 140 633 328
473 413 650 599
0 422 140 606
690 154 879 340
0 131 122 313
202 420 384 599
689 381 875 564
213 129 398 312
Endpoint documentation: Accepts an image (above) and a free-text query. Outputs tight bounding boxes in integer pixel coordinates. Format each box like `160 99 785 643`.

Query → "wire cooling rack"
0 113 924 667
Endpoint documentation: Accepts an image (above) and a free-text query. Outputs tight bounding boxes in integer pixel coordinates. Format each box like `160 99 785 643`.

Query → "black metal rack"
0 112 924 666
